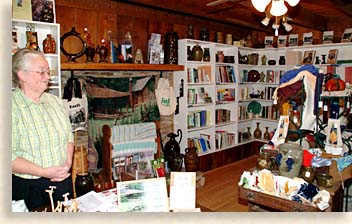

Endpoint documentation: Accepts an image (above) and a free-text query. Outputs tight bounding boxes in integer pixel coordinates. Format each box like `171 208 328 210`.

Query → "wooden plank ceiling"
114 0 352 32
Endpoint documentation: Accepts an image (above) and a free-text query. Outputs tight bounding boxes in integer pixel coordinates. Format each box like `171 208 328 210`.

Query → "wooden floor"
196 155 258 212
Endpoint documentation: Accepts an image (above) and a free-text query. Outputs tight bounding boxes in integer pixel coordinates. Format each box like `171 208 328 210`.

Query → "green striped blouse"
12 88 74 179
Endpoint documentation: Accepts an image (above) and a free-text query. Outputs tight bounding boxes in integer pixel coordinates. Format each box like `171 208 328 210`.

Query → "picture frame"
303 32 313 45
327 49 338 64
322 31 334 44
341 28 352 42
303 50 316 64
288 34 298 46
264 36 273 48
12 0 32 20
116 177 169 212
325 119 343 155
31 0 56 23
278 35 287 48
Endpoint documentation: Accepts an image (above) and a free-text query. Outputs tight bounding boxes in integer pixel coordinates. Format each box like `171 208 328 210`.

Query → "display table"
238 181 343 212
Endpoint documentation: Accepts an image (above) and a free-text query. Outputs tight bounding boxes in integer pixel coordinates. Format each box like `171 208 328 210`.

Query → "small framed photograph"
303 50 316 64
12 0 32 20
288 34 298 46
264 36 274 48
327 49 338 64
278 35 287 48
322 31 334 44
341 28 352 42
303 32 313 45
31 0 56 23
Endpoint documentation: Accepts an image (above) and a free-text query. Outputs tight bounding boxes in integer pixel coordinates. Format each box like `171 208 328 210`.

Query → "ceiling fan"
206 0 243 7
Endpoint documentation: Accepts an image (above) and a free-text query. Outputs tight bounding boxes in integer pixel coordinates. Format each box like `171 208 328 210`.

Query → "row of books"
215 66 236 84
215 131 236 149
187 110 212 129
238 105 279 120
215 109 231 124
187 135 212 153
188 87 212 105
216 88 236 103
261 105 280 120
187 66 212 83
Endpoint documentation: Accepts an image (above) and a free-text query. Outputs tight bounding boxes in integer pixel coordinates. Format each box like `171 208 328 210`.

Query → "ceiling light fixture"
251 0 299 35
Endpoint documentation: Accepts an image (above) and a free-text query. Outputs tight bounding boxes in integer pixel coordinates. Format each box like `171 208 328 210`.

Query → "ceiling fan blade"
206 0 231 7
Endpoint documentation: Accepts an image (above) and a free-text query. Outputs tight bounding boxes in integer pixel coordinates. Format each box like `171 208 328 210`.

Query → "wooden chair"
101 121 162 183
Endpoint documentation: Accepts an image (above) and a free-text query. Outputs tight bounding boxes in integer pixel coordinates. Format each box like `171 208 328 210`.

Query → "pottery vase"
245 34 254 48
199 28 209 41
75 173 94 197
257 151 275 170
192 44 203 61
225 34 233 45
187 46 192 60
85 46 95 63
254 122 262 139
215 32 224 43
42 34 56 54
217 51 224 62
261 55 267 65
264 127 270 140
277 143 303 178
184 147 199 172
279 56 286 65
203 48 210 62
247 127 252 138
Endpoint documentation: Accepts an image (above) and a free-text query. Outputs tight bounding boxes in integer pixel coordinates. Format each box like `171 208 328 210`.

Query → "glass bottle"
42 34 56 54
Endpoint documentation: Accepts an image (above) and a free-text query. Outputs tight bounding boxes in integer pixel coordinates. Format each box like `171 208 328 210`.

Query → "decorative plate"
248 70 260 82
247 101 262 115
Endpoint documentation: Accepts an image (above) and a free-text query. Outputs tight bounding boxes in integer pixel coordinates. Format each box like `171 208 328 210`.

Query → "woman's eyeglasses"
23 69 54 76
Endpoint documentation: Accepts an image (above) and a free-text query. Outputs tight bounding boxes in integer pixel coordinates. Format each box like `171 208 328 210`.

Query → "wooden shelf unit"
61 62 184 71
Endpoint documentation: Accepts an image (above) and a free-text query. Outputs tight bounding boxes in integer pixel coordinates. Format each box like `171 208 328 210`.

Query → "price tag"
323 105 328 111
318 101 323 108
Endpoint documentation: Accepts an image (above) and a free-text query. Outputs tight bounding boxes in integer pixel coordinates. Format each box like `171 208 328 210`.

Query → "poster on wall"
86 76 160 170
12 0 32 20
31 0 56 23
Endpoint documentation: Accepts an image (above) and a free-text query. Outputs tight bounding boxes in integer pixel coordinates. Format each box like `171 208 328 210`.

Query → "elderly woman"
12 48 74 211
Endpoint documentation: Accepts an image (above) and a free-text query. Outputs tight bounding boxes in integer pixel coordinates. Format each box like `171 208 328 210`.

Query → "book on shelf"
215 66 236 83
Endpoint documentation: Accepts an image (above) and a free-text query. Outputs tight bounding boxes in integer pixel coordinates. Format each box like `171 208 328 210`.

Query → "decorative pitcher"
184 147 199 172
163 129 182 161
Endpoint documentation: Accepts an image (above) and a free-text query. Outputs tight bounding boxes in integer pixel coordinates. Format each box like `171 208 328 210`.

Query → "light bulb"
251 0 271 12
285 0 300 7
283 22 292 32
270 0 288 16
261 17 271 26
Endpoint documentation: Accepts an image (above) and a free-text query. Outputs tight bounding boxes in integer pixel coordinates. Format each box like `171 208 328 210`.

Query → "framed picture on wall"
303 50 316 64
322 31 334 44
341 28 352 42
278 35 287 48
12 0 32 20
303 32 313 45
31 0 56 23
288 34 298 46
327 49 338 64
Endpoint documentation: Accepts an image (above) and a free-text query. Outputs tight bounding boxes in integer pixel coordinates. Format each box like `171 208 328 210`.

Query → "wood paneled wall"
56 0 352 62
56 0 251 63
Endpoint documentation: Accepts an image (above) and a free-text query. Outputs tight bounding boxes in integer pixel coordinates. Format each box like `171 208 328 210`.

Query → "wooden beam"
288 6 328 31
